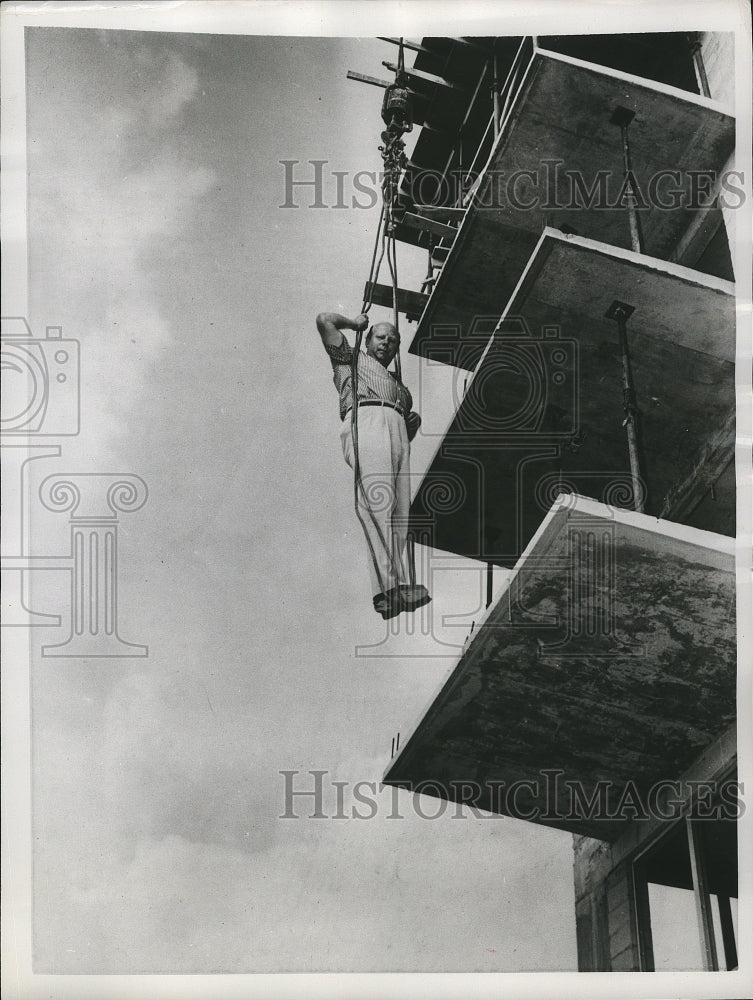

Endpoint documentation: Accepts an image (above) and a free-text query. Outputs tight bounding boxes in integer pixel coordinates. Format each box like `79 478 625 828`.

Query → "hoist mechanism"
378 127 408 231
380 35 412 136
360 37 412 336
381 74 413 135
378 39 411 230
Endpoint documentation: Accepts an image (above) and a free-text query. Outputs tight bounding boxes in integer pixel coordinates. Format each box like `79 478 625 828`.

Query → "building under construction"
350 32 740 971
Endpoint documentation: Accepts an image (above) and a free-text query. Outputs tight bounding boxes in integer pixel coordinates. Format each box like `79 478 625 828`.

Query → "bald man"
317 310 431 619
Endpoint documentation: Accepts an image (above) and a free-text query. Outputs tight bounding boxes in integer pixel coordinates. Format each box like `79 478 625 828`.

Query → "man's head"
365 322 400 368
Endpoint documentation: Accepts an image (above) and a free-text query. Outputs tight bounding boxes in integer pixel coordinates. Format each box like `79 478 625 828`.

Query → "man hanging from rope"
316 310 431 620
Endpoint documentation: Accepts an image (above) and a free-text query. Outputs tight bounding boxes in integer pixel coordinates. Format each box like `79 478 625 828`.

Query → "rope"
350 201 404 596
385 197 417 585
349 327 404 598
349 40 418 602
385 202 402 382
361 202 386 314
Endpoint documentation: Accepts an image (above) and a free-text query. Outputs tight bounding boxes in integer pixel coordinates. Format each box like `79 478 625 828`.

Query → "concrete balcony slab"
386 495 736 841
409 229 735 564
409 44 735 370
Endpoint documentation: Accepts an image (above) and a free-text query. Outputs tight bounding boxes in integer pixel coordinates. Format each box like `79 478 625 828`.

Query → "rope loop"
350 39 417 599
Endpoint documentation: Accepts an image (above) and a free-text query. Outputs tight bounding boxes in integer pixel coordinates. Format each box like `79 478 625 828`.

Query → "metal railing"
435 36 536 211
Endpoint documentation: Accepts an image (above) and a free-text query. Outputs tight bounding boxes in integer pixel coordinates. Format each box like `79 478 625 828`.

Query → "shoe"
398 584 431 612
373 591 401 620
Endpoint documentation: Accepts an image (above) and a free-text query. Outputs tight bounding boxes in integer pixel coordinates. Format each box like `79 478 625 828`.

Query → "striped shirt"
324 334 413 421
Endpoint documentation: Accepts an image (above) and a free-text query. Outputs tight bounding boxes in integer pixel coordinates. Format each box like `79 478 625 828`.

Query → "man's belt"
347 399 405 419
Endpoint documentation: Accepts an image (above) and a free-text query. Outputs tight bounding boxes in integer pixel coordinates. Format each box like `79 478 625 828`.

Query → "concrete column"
573 840 642 971
605 863 641 970
698 32 735 107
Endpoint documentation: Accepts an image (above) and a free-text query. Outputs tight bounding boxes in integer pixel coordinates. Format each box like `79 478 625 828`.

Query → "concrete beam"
413 205 466 222
363 281 428 321
346 70 391 89
382 61 468 93
377 37 430 55
401 212 458 240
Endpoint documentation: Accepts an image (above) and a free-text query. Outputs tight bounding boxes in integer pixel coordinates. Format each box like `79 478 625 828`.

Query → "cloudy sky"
22 20 578 975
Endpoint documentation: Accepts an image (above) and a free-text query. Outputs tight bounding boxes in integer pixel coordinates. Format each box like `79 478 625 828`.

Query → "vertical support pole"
486 561 493 608
686 817 719 971
610 106 643 255
632 865 656 971
687 33 711 98
605 301 645 513
421 234 436 296
492 50 500 139
407 531 416 587
716 894 738 970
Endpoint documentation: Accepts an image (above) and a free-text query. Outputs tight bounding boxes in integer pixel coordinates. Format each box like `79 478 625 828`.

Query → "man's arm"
316 311 369 348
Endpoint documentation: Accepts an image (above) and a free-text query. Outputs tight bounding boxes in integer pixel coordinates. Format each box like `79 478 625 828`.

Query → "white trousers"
340 406 411 597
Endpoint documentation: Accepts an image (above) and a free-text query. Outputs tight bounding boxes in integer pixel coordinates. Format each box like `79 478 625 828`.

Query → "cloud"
33 709 576 973
28 33 216 464
34 809 576 973
145 50 201 126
